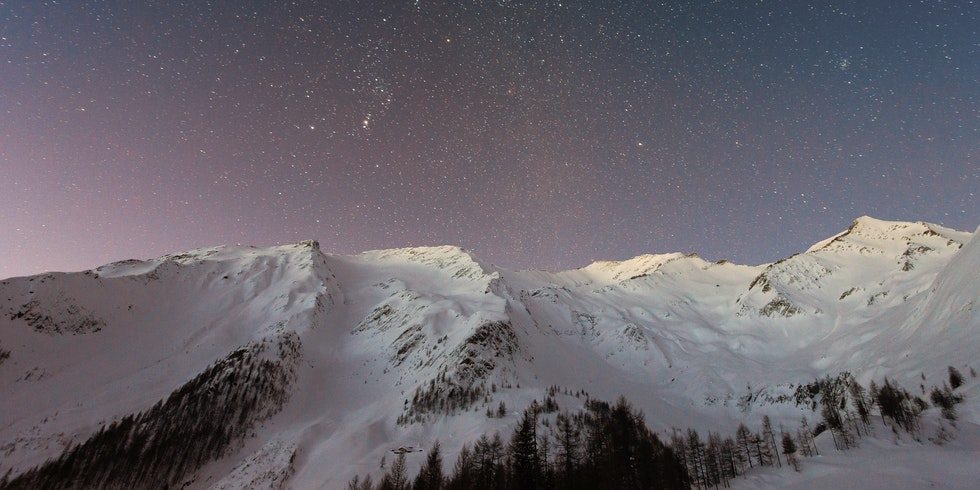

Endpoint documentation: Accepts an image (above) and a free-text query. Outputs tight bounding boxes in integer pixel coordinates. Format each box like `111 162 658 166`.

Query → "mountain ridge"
1 216 977 487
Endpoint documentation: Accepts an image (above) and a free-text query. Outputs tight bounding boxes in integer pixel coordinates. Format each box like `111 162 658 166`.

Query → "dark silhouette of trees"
948 366 964 389
780 432 799 472
1 335 300 490
751 427 770 467
447 444 474 490
509 407 540 487
847 379 872 432
684 429 707 488
352 397 688 490
873 378 924 434
796 417 817 457
761 416 781 468
554 412 581 488
347 372 973 490
719 436 738 485
414 441 444 490
349 475 375 490
734 424 754 470
380 453 409 490
930 385 963 421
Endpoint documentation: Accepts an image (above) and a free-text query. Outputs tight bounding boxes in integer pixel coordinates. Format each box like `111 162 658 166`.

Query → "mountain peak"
360 244 477 261
848 215 916 233
357 245 495 283
805 216 967 254
569 252 699 282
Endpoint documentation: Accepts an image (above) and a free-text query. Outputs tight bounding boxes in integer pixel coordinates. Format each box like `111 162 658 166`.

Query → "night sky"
1 1 977 279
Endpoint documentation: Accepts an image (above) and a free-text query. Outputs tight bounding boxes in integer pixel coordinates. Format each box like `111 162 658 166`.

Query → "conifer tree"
472 433 506 488
799 416 817 456
687 429 707 488
781 432 799 472
874 378 923 434
670 430 689 481
538 433 554 488
848 379 872 431
382 453 409 490
734 424 754 469
930 384 963 421
705 432 724 488
762 416 781 468
949 366 964 389
751 431 769 467
721 437 739 482
555 412 581 487
820 386 847 449
510 408 540 487
449 444 474 490
413 441 444 490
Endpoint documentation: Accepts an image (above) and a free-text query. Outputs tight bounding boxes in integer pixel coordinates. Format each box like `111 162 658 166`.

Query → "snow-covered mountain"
1 217 977 488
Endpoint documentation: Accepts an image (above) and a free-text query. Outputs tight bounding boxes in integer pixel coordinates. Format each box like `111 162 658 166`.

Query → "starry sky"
1 1 977 279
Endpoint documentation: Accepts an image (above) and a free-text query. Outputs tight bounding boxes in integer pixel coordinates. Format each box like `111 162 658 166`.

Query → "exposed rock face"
8 297 104 335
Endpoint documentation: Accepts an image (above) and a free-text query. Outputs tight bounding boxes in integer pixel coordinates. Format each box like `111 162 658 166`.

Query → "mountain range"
1 216 977 488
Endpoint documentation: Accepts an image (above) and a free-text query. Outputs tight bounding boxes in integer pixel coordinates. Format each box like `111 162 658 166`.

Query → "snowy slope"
0 217 977 488
0 241 336 475
733 379 980 489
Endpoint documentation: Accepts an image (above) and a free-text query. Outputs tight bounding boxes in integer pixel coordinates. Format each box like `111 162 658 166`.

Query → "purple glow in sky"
1 1 977 279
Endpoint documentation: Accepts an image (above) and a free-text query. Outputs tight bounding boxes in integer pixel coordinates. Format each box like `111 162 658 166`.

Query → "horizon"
2 1 977 279
3 213 976 280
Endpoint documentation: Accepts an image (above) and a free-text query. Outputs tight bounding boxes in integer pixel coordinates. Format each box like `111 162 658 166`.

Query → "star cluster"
0 1 976 278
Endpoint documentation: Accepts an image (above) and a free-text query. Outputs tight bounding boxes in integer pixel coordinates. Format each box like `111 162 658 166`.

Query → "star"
0 0 973 279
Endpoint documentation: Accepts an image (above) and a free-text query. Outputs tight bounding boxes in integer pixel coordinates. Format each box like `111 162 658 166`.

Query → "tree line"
350 365 971 490
352 396 688 490
0 334 301 490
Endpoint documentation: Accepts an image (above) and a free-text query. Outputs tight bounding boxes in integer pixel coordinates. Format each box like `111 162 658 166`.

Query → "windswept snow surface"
1 218 977 488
